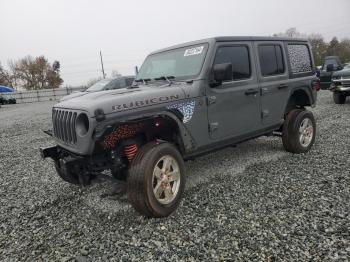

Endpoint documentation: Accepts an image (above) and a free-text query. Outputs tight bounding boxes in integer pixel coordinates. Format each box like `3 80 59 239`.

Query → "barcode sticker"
184 46 204 57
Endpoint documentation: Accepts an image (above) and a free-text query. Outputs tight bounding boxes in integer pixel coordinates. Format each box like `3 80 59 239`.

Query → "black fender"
285 86 316 113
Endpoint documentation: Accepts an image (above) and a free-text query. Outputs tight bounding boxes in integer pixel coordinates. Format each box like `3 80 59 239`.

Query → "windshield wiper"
154 76 175 85
134 78 151 85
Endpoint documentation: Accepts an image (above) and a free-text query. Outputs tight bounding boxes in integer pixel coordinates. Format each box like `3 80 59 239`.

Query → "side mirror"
326 64 334 72
213 63 232 83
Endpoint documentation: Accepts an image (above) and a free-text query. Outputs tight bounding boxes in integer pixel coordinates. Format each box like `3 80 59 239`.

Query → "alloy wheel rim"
299 117 314 147
152 155 181 205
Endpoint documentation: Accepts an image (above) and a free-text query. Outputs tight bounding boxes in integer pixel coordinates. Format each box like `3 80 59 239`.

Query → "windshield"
86 78 128 92
137 43 208 80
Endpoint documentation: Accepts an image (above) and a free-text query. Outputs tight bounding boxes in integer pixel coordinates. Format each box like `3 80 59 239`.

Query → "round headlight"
76 113 89 137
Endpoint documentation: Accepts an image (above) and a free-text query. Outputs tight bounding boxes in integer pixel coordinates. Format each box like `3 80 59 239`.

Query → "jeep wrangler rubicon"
40 37 318 217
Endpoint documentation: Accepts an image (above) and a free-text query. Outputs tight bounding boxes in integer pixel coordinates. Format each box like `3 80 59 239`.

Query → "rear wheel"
127 142 185 217
282 109 316 153
333 92 346 104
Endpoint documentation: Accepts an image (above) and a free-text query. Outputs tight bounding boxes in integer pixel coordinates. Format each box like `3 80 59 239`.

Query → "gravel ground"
0 91 349 261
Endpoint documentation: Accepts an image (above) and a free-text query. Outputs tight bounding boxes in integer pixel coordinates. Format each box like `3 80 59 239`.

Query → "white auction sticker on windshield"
184 46 204 57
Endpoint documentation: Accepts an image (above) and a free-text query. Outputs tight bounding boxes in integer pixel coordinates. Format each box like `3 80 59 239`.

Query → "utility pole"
99 50 105 79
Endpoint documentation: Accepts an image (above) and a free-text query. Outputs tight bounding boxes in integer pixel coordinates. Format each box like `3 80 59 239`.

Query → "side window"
287 44 312 74
258 45 285 76
213 46 251 81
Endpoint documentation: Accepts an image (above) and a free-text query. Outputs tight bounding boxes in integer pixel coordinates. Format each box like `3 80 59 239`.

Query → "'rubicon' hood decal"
112 95 181 112
54 85 187 116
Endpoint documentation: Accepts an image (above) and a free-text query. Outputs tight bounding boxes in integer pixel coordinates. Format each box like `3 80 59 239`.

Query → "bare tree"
308 34 328 65
10 56 63 90
0 62 13 87
274 27 306 38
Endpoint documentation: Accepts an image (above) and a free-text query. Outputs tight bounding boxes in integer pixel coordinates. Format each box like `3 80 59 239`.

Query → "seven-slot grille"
52 109 78 144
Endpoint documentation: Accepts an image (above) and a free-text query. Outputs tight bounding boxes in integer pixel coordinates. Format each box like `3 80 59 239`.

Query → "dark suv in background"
319 56 343 90
41 37 318 217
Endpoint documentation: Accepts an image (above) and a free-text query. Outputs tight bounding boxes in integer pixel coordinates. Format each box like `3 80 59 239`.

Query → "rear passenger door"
255 42 289 127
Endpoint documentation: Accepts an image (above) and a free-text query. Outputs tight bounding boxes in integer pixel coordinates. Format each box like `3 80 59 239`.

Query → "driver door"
206 42 261 140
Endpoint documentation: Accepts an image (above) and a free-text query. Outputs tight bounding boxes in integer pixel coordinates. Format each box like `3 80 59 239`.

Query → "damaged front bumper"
39 145 86 170
39 145 59 160
39 144 125 177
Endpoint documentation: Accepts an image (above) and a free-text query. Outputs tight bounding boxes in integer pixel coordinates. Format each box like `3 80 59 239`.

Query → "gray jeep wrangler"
40 37 318 217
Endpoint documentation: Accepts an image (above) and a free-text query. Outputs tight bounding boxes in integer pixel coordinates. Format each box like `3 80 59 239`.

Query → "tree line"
1 28 349 90
275 28 350 66
0 56 63 90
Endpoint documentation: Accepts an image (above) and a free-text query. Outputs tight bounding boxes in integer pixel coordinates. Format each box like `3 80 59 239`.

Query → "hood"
54 84 187 117
333 68 350 78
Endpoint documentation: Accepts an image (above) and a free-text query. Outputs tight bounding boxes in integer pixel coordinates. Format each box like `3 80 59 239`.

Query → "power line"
99 51 105 79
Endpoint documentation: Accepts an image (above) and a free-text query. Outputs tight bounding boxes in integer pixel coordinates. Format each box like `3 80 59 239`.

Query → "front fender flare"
94 110 197 154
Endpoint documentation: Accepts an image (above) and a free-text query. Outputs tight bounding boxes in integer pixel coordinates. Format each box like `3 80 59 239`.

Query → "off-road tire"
282 109 316 153
54 161 80 185
333 92 346 104
127 141 185 218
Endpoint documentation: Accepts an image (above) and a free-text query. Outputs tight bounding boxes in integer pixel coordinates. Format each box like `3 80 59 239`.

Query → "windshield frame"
136 42 209 82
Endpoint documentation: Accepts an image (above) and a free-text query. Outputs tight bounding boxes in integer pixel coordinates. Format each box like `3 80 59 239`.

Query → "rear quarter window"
287 44 313 75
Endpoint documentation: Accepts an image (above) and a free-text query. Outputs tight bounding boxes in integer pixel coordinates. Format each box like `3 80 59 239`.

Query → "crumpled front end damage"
40 84 198 185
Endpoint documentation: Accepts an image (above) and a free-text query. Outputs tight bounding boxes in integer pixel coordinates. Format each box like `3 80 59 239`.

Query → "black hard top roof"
214 36 308 42
150 36 308 55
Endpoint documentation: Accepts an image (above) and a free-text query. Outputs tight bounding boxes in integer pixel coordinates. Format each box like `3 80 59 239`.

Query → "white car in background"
60 76 135 102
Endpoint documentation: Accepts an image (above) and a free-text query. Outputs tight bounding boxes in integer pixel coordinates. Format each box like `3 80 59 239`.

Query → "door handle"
278 84 288 90
245 89 258 95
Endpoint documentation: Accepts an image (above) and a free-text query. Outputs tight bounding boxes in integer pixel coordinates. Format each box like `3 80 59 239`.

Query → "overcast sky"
1 0 349 86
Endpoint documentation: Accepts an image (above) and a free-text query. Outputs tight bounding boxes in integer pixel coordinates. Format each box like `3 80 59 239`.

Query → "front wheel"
282 109 316 153
54 161 94 185
54 161 80 184
333 92 346 104
127 142 185 218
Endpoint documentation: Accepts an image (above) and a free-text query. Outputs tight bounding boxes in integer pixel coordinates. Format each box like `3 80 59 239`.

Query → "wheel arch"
96 110 196 155
284 87 314 114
